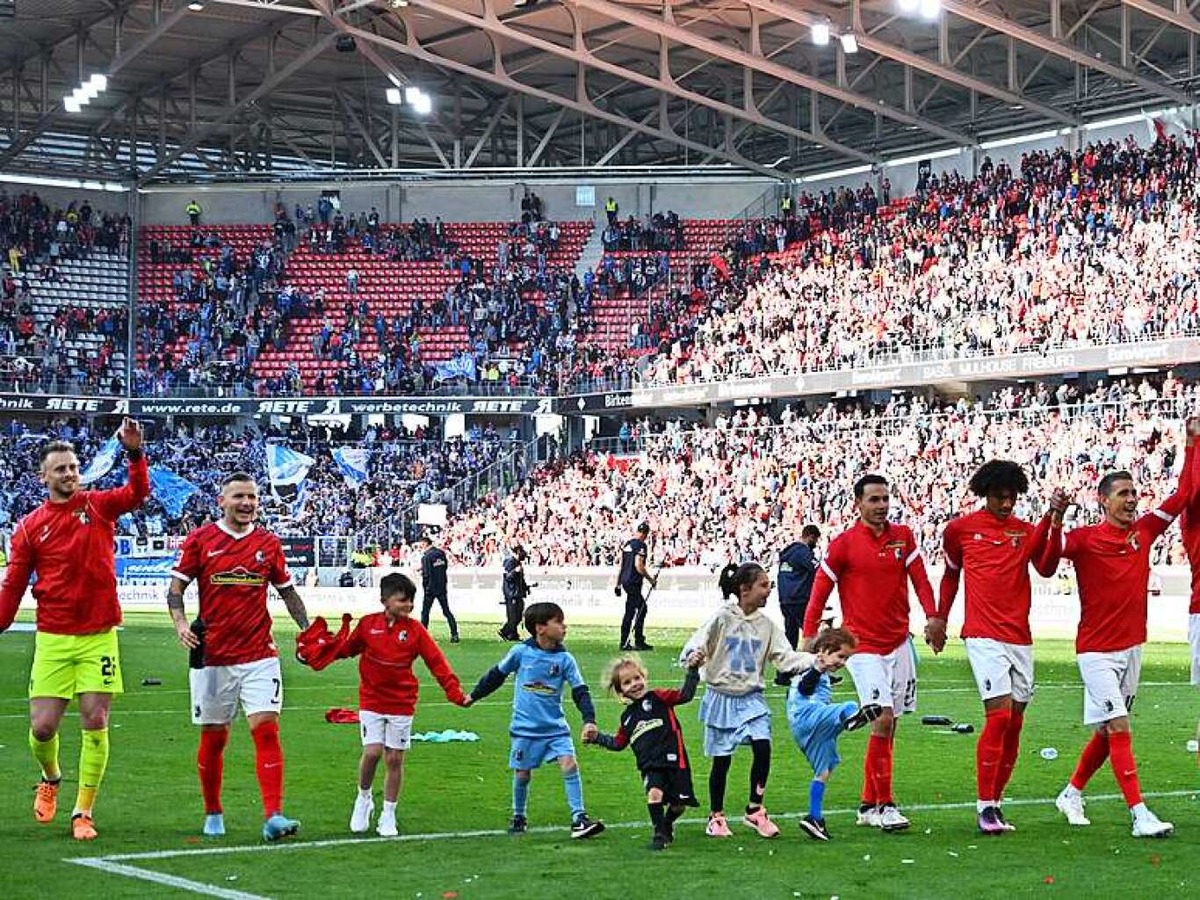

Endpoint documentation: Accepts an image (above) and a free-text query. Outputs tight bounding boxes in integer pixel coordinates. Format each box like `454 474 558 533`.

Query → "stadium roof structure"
0 0 1196 184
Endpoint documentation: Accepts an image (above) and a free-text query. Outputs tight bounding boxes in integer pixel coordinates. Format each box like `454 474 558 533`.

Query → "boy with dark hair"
324 571 468 837
467 601 605 838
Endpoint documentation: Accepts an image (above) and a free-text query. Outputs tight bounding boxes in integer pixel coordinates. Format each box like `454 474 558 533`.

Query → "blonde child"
585 654 703 850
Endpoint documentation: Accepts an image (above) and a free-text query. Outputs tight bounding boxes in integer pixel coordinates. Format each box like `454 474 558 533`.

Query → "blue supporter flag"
434 352 477 382
149 466 200 518
266 443 315 516
332 447 371 489
79 437 121 485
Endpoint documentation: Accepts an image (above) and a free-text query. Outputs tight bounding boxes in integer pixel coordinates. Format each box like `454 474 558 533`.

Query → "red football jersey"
342 612 465 716
804 520 936 654
1184 499 1200 614
172 521 293 666
1052 506 1179 653
939 510 1055 645
0 457 150 635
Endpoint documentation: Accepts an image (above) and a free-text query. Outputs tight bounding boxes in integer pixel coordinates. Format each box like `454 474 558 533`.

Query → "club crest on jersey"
397 630 408 643
548 663 560 677
885 540 905 560
73 508 89 526
642 699 653 712
1127 532 1140 552
1005 530 1025 547
255 550 265 563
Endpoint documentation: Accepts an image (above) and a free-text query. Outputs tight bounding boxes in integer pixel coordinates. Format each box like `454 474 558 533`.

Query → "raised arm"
91 418 151 520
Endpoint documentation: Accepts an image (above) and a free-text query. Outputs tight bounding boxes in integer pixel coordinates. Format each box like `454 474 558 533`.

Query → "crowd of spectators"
0 417 523 548
0 191 130 395
641 132 1200 385
440 372 1200 571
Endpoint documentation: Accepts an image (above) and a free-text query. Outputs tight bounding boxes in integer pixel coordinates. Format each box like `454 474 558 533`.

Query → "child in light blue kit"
467 601 605 839
787 627 882 841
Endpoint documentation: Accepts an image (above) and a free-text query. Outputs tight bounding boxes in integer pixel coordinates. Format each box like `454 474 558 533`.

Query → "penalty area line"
68 856 270 900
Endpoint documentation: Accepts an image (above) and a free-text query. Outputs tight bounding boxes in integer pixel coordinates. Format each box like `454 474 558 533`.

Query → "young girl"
680 562 815 838
787 627 882 841
585 655 704 851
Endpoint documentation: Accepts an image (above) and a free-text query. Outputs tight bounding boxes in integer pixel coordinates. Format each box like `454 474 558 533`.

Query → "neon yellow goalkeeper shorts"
29 629 123 699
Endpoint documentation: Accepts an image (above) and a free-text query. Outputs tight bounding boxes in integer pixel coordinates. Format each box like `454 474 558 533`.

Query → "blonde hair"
604 655 648 699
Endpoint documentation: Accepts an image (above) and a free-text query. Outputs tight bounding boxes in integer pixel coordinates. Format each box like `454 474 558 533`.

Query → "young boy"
787 627 883 841
468 601 605 838
325 572 468 836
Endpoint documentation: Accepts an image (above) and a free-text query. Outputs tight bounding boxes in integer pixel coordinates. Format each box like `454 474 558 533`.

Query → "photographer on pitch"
616 523 656 652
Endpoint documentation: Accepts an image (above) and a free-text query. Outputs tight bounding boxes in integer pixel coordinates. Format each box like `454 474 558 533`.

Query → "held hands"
684 649 705 668
924 617 947 655
1048 487 1071 526
581 722 599 743
117 417 144 451
175 619 200 649
460 696 474 708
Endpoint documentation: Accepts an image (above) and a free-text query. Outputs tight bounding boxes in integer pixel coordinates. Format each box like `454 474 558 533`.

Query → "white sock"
358 788 372 801
382 800 397 817
1130 802 1148 819
1061 784 1081 799
977 800 994 813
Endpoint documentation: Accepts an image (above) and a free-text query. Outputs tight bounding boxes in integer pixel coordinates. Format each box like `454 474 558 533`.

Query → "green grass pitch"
2 614 1200 898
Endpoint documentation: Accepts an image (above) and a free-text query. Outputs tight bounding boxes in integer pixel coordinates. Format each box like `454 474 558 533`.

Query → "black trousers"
421 593 458 637
619 585 647 647
501 595 525 639
781 603 805 650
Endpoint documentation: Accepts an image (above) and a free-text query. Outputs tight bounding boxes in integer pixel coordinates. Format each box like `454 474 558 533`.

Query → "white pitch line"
71 787 1200 865
69 857 270 900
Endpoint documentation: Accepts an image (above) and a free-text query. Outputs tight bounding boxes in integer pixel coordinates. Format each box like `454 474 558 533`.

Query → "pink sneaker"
742 806 781 838
705 812 732 837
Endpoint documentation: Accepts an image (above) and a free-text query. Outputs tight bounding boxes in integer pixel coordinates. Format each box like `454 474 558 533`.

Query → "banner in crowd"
331 447 371 489
115 556 177 581
266 443 314 515
126 396 553 417
279 537 316 568
79 436 122 485
433 353 478 383
149 466 200 517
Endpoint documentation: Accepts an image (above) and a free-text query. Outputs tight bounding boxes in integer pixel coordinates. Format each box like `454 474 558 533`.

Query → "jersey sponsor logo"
521 680 559 696
369 628 385 635
210 566 267 586
629 718 664 744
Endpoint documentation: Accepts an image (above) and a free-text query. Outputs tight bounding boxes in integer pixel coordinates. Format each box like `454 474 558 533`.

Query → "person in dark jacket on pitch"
499 544 531 641
417 534 458 643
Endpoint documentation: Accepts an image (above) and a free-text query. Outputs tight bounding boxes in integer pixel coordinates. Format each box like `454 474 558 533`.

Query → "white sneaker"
350 793 374 833
377 814 399 838
855 806 881 827
1132 810 1173 838
1055 788 1090 827
878 805 911 832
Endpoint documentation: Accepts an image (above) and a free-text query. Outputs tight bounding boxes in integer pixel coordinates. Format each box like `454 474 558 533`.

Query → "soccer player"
803 473 939 832
166 471 312 841
0 419 149 840
1042 421 1200 838
936 460 1066 834
416 533 458 643
467 601 605 839
616 523 655 651
337 572 468 836
585 653 703 850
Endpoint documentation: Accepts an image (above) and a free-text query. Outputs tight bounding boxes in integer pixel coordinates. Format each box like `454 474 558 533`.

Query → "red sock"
1070 730 1109 791
976 707 1011 802
197 728 229 814
995 710 1024 800
1107 730 1143 807
869 734 894 806
251 719 284 818
861 735 879 806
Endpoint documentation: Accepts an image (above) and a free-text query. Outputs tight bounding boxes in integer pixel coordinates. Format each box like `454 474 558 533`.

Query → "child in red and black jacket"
584 653 704 850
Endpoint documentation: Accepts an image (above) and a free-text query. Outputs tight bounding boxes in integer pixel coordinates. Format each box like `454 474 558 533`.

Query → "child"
336 572 469 837
585 654 704 850
468 601 605 838
680 562 815 839
787 627 883 841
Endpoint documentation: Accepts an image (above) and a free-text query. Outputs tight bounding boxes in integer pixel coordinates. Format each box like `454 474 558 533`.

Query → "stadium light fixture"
811 21 830 46
63 95 82 113
187 2 205 9
411 92 433 115
840 32 858 54
385 87 403 105
919 0 941 20
405 86 421 104
88 73 108 92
